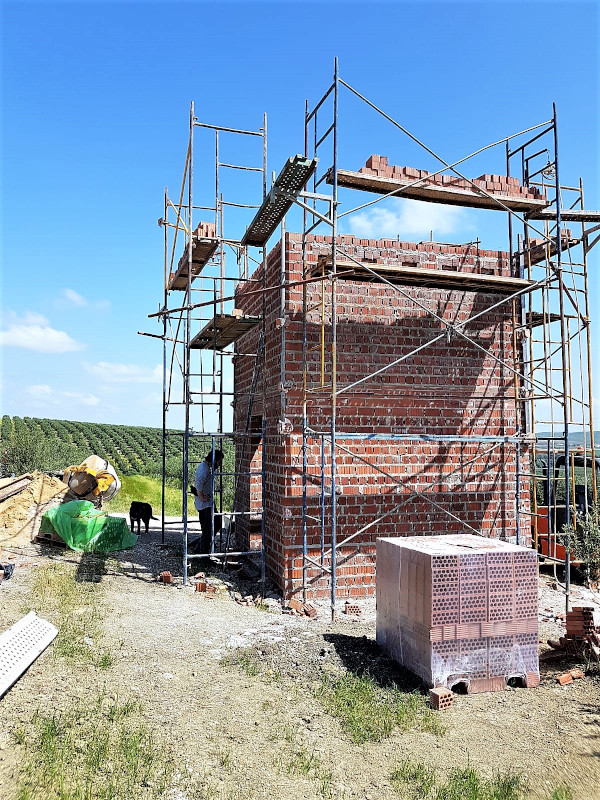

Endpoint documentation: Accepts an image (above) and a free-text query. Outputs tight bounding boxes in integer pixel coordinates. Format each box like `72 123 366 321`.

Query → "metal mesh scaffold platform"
241 155 318 247
0 612 58 697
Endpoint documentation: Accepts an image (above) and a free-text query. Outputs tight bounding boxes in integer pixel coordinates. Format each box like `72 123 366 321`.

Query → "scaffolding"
298 60 598 617
145 61 598 616
143 106 269 586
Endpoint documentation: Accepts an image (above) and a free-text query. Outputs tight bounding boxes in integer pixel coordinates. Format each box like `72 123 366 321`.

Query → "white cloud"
63 288 87 307
61 289 110 310
26 385 99 407
0 311 84 353
83 361 162 384
20 311 48 325
64 391 100 407
348 199 467 240
28 384 53 397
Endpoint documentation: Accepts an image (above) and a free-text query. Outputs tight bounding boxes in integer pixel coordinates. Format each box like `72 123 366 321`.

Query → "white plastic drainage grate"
0 611 58 697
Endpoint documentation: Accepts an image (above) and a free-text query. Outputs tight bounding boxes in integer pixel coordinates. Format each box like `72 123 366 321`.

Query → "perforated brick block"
468 676 506 693
376 534 539 692
566 608 596 636
344 603 362 616
429 687 454 710
303 602 318 618
526 671 540 688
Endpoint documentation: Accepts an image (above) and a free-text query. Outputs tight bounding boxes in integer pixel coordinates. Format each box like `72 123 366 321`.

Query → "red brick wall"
234 233 530 599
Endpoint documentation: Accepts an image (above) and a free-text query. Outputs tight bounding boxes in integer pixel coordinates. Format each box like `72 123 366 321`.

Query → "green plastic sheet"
40 500 137 553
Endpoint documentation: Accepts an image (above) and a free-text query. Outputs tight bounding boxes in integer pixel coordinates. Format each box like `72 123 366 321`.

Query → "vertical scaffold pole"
580 178 597 510
215 131 225 549
321 434 326 566
330 57 339 621
553 104 570 612
162 187 168 545
210 435 216 554
182 101 194 587
280 215 287 439
515 426 521 545
301 99 309 604
506 140 514 267
260 112 267 586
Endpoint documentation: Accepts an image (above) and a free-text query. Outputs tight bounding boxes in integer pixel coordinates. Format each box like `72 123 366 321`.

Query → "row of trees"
0 417 235 500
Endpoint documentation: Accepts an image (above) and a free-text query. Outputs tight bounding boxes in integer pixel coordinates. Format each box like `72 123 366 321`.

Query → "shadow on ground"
75 551 109 583
323 631 426 693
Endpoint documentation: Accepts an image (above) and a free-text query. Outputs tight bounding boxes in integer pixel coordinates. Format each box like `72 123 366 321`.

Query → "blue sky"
1 0 598 431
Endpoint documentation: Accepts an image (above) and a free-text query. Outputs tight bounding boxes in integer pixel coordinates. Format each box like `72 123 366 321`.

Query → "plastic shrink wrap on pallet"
376 534 539 693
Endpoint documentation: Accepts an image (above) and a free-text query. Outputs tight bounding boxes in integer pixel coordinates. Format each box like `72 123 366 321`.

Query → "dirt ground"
0 515 599 800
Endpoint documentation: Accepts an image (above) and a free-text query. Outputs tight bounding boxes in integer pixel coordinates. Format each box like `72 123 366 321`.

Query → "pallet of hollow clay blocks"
376 534 540 694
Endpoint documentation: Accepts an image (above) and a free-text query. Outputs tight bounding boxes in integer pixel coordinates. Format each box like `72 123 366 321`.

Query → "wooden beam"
313 259 534 294
329 169 549 213
527 208 600 223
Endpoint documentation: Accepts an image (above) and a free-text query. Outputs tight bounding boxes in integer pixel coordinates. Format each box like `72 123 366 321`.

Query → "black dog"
129 502 158 534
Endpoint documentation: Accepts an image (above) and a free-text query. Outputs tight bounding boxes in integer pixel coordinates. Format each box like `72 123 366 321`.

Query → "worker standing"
190 449 224 557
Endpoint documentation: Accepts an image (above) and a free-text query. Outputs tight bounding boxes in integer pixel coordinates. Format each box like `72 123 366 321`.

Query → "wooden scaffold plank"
190 313 261 350
313 258 534 294
168 221 219 291
328 167 549 213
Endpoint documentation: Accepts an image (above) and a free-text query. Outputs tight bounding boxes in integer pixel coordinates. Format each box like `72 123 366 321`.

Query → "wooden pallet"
35 532 67 548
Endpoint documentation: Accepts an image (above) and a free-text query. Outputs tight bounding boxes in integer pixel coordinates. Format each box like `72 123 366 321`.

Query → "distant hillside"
0 415 232 479
535 430 599 448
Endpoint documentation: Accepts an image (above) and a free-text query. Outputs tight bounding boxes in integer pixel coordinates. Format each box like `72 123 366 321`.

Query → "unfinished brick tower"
233 231 531 600
153 68 596 617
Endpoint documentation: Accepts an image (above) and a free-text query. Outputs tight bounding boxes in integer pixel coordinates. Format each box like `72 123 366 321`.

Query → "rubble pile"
285 597 317 618
548 606 600 660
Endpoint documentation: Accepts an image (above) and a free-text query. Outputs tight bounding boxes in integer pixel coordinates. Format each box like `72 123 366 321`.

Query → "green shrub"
561 504 600 586
0 426 86 477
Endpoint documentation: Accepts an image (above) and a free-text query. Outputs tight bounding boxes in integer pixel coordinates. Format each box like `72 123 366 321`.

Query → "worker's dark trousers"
196 507 222 555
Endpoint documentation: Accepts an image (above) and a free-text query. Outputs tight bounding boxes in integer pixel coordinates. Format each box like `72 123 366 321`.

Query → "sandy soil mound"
0 472 68 550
